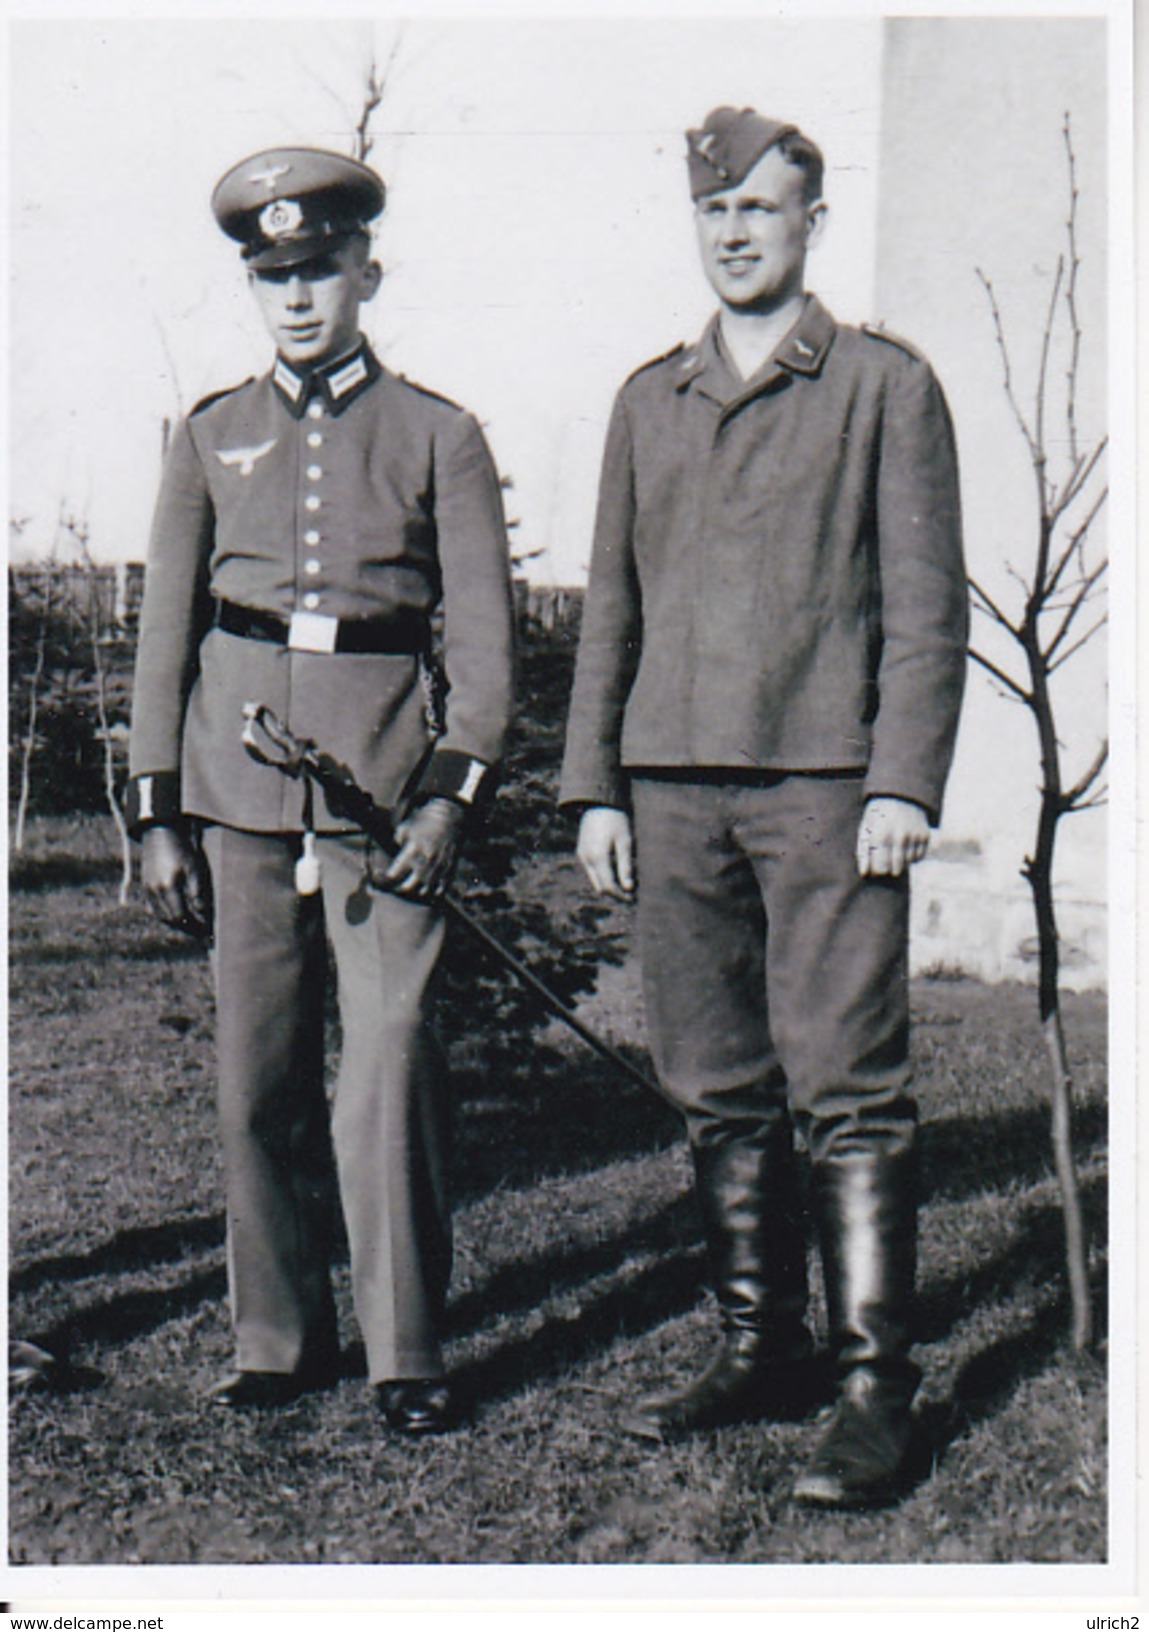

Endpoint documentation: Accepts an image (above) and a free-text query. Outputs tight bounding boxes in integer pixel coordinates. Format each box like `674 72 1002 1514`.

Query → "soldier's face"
249 240 381 366
694 148 825 313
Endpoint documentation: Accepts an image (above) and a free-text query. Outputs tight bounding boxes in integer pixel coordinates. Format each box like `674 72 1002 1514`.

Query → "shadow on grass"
11 1213 226 1297
12 1108 1107 1422
451 1053 680 1202
447 1190 700 1341
12 931 209 966
28 1176 1104 1442
917 1170 1107 1349
447 1158 1108 1428
25 1264 228 1372
9 854 127 892
920 1099 1107 1207
440 1122 1103 1429
910 1262 1109 1495
453 1249 707 1415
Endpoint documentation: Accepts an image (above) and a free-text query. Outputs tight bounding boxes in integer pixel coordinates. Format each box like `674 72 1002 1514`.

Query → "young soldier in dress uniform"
127 148 514 1431
560 108 967 1506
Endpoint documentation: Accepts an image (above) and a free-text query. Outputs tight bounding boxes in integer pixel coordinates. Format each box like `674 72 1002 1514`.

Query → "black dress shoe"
376 1378 459 1435
208 1369 327 1410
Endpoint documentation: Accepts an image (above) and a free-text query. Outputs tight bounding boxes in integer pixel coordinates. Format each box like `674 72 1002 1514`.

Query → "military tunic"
560 296 967 821
128 340 514 1383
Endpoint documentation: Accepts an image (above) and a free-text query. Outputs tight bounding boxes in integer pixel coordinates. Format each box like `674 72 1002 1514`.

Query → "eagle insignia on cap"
259 199 304 240
248 162 292 190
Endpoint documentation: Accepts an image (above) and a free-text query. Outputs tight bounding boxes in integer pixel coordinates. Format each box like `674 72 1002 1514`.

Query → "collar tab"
775 297 836 376
272 340 380 417
674 347 707 393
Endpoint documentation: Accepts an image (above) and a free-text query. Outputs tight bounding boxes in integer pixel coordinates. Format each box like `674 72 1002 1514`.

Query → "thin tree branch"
299 59 355 123
1034 252 1064 494
1063 113 1083 468
969 646 1031 703
354 65 384 160
977 269 1039 465
969 575 1021 634
1043 586 1105 618
1047 613 1107 674
1007 561 1032 599
61 516 133 902
354 28 404 160
1049 437 1107 530
1063 739 1108 809
150 308 186 417
1074 787 1108 811
1045 483 1108 600
1044 560 1108 660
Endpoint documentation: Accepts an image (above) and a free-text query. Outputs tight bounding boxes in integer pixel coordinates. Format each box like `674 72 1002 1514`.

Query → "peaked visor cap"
686 107 798 199
212 147 386 269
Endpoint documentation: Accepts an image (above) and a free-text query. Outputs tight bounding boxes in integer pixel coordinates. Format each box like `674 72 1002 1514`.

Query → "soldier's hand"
141 825 212 938
577 806 636 900
384 797 464 901
856 796 930 877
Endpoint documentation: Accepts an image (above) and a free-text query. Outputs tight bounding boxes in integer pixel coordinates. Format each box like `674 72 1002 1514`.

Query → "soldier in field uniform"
127 148 514 1430
560 108 967 1507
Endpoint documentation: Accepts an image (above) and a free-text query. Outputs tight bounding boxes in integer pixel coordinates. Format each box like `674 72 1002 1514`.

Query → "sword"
241 701 668 1105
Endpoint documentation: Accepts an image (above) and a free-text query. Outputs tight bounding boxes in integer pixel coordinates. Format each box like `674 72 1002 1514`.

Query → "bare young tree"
970 114 1106 1351
61 513 134 905
352 32 404 163
299 25 406 164
11 514 55 854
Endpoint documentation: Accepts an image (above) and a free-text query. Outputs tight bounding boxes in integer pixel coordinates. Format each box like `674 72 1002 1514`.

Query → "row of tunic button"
302 400 324 610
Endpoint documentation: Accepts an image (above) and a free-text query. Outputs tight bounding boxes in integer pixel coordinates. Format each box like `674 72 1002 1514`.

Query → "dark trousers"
203 825 451 1383
631 774 917 1165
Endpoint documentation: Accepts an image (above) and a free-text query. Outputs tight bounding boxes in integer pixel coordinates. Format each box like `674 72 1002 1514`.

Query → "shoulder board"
190 378 253 417
625 343 686 385
395 373 465 413
861 324 925 362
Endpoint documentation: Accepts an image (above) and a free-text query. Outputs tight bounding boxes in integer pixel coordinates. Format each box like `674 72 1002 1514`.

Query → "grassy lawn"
8 806 1107 1568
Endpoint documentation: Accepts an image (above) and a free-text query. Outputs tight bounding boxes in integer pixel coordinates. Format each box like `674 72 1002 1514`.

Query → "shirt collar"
272 338 381 418
674 296 837 400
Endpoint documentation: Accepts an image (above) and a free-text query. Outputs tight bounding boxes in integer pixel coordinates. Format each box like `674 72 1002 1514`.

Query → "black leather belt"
214 599 428 655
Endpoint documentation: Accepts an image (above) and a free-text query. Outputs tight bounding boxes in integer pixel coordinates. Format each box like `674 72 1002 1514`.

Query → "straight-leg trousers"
630 774 917 1166
203 825 451 1384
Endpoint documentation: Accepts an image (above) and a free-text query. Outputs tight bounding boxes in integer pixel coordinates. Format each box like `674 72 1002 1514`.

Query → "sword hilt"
241 701 311 774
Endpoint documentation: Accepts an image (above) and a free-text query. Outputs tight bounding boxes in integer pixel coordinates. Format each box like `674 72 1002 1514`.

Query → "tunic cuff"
413 748 496 810
125 771 183 839
862 782 940 828
556 769 631 814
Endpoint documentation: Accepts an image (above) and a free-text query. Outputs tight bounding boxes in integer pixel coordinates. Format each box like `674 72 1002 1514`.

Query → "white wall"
875 16 1109 988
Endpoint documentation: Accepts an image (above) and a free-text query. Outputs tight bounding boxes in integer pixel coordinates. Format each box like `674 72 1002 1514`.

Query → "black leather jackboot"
622 1122 815 1441
793 1145 920 1507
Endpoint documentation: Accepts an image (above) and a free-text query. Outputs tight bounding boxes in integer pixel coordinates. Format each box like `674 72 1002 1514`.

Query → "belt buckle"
288 610 339 654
